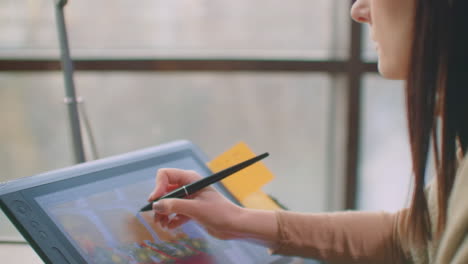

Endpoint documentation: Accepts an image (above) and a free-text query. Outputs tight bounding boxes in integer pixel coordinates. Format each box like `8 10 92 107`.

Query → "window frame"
0 1 376 212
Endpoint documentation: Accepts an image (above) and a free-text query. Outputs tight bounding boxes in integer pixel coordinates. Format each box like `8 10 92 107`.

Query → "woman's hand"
148 168 279 246
147 168 245 240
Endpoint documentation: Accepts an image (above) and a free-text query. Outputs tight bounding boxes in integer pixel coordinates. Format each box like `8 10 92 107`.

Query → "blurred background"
0 0 411 261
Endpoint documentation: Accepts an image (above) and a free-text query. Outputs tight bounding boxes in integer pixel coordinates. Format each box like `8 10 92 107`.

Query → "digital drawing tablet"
0 140 298 264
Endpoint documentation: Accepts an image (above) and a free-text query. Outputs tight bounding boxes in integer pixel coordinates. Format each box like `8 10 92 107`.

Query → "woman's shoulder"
434 155 468 262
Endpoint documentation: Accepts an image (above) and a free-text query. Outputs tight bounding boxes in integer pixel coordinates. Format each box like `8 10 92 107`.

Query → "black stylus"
139 152 269 212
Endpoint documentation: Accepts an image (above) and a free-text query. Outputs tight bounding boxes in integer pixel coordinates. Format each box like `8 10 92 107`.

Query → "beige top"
271 156 468 263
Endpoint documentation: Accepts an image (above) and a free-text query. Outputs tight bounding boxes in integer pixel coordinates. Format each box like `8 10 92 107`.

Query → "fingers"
148 169 202 201
153 213 168 228
157 168 201 187
153 213 191 229
167 215 191 229
152 198 199 218
153 198 197 229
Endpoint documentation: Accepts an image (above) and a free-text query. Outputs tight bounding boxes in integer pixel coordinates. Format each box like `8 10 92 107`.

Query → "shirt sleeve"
434 154 468 263
270 209 410 264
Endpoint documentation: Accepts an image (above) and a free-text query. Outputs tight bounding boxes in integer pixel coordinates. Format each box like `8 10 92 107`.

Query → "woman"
148 0 468 263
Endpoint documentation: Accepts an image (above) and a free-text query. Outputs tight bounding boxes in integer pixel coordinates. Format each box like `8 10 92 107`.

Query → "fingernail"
152 201 164 213
147 192 155 201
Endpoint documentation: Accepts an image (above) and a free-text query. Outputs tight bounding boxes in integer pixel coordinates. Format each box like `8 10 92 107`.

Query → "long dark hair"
406 0 468 245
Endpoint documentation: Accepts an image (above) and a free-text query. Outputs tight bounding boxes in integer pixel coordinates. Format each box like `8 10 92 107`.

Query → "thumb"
152 198 198 217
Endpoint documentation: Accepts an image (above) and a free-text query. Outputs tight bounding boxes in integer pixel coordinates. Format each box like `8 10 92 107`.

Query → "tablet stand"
54 0 86 163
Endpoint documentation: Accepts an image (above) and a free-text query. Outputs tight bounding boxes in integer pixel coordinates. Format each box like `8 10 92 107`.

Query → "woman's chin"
377 60 406 80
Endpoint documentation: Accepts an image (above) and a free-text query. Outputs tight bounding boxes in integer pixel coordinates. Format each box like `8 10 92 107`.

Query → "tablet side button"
12 200 31 216
51 247 71 264
31 221 39 229
38 231 48 240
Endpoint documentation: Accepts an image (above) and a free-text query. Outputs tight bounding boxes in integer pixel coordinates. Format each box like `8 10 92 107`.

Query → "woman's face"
351 0 415 80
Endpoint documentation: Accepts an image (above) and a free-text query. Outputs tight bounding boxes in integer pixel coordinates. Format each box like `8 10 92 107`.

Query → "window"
357 74 411 211
1 0 349 59
1 1 355 243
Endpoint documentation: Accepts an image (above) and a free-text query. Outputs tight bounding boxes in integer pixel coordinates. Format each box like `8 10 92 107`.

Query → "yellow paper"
240 190 282 210
207 142 274 202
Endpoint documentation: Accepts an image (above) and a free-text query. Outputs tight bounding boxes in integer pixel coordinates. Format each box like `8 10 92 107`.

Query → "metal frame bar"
54 0 86 164
344 20 364 210
0 59 376 72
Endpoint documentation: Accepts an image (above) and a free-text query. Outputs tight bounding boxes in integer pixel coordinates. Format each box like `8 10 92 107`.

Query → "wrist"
232 207 279 248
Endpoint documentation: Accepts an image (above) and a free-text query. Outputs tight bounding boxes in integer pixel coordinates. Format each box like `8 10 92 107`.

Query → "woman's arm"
149 168 410 263
271 210 409 264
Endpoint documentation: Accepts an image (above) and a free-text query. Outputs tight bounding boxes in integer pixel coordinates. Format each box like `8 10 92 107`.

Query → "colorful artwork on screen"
47 181 219 264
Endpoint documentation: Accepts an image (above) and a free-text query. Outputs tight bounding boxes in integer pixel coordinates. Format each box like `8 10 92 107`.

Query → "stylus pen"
139 152 269 212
